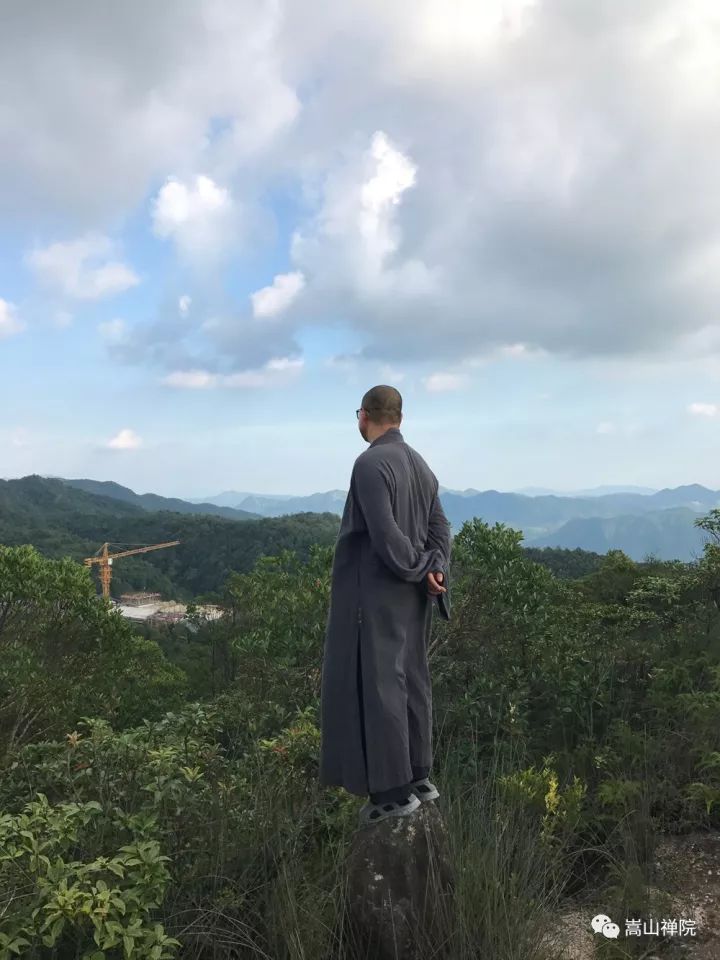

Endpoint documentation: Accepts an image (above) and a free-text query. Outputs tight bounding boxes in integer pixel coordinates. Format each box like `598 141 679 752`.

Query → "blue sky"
2 0 720 498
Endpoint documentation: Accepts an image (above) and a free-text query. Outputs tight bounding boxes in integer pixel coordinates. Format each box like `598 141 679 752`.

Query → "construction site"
84 540 224 628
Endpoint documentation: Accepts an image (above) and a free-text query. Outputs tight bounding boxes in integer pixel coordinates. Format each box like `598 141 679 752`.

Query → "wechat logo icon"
591 914 620 939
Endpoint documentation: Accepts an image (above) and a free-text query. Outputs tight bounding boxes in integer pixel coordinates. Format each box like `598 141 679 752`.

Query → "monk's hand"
427 571 446 595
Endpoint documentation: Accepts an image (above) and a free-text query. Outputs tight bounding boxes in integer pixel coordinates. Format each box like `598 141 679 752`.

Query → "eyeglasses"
356 408 363 419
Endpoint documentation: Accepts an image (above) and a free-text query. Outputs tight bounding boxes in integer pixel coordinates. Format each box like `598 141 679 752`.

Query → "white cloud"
461 356 489 369
378 364 406 382
596 421 616 434
153 175 228 232
359 131 417 270
688 402 718 417
107 428 142 450
54 310 73 329
0 2 299 222
99 318 128 344
178 295 191 316
290 130 436 304
500 343 533 358
423 372 469 392
278 2 720 367
27 234 139 301
152 175 234 261
11 427 30 448
0 299 24 338
459 343 542 367
223 355 303 386
404 0 539 70
264 357 303 373
7 1 720 373
251 271 305 318
161 356 303 389
162 369 217 389
324 354 359 369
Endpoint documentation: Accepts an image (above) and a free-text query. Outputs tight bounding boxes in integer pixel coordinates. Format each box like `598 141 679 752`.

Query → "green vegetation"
60 478 260 522
1 475 611 604
0 476 340 601
2 501 720 957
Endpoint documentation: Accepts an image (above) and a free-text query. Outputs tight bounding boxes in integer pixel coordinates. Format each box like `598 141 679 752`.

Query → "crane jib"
82 540 181 598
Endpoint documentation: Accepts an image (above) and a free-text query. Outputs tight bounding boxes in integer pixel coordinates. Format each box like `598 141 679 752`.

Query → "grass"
161 726 589 959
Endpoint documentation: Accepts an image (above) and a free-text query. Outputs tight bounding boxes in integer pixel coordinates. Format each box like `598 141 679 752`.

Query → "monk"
319 385 452 826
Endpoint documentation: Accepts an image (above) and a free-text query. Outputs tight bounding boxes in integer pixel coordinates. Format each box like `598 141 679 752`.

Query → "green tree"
0 545 186 757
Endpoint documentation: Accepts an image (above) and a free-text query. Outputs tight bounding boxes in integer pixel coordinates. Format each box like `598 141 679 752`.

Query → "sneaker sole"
410 785 440 802
359 794 421 826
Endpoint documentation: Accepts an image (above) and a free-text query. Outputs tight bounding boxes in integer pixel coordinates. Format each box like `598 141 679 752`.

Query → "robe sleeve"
425 487 452 577
352 457 445 583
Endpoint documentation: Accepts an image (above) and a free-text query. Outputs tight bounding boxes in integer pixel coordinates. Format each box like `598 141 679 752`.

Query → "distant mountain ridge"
528 507 708 561
192 484 658 506
178 482 720 561
60 478 261 521
194 483 719 526
190 486 486 509
513 484 659 497
186 490 297 507
0 475 339 599
24 475 720 563
238 490 348 516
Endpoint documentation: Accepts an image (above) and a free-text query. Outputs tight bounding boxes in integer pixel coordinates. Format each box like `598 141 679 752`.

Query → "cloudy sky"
2 0 720 498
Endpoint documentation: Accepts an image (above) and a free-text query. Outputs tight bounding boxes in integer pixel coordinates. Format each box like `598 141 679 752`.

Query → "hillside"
225 483 719 560
528 506 708 561
514 484 659 496
193 485 486 509
438 485 720 535
0 476 340 599
222 484 719 527
237 490 348 516
4 513 720 958
61 478 261 521
3 475 715 578
0 474 145 556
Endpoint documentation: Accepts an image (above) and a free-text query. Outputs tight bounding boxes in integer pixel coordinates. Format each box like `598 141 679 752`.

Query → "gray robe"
319 427 452 797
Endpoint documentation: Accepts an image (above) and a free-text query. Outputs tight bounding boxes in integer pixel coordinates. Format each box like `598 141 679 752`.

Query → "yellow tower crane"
84 540 181 599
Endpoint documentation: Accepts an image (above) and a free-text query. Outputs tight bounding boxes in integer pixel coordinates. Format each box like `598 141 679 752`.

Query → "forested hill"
61 477 261 521
0 475 341 600
1 475 613 600
529 507 707 561
198 483 719 560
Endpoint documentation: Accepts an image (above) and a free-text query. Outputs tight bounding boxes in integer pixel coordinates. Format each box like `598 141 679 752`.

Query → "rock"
341 802 456 960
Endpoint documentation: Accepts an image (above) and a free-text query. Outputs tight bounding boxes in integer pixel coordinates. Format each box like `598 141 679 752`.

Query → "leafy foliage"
0 793 179 959
3 507 720 956
0 545 186 754
0 476 340 600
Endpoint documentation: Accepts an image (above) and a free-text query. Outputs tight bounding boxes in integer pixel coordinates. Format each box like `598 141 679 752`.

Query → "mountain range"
1 475 339 599
50 477 720 562
188 483 659 507
61 478 261 521
512 484 659 497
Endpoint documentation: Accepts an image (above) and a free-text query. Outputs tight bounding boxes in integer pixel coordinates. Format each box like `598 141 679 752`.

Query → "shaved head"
361 385 402 425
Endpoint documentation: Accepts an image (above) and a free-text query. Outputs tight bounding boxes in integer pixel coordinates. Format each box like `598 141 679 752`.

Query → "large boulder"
341 801 456 960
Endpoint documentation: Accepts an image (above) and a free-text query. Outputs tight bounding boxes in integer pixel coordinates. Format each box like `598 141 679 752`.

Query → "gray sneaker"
358 793 421 826
409 777 440 802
